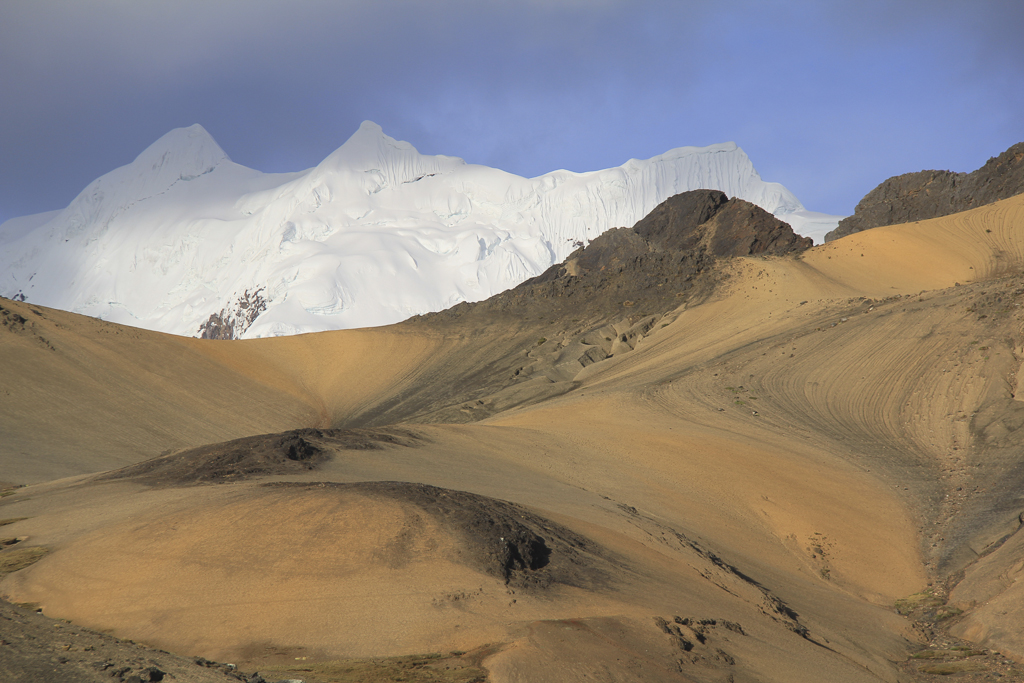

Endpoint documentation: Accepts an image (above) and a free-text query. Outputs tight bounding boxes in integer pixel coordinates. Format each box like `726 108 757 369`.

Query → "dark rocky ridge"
826 141 1024 242
359 190 814 426
96 427 422 486
424 189 811 326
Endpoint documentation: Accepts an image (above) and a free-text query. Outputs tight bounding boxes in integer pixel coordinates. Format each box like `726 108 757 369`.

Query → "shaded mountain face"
826 141 1024 241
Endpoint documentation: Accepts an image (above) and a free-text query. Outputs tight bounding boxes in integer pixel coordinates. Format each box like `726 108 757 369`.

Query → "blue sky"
1 0 1021 227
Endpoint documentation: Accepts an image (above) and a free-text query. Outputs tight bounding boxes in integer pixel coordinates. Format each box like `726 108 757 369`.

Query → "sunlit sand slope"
0 304 311 483
3 194 1024 681
0 301 533 483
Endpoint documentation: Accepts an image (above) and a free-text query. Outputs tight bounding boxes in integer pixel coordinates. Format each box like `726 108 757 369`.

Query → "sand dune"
3 194 1024 681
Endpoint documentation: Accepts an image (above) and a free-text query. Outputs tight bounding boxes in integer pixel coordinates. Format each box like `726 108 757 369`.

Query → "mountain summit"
48 124 230 244
0 123 842 338
134 123 230 179
321 120 430 170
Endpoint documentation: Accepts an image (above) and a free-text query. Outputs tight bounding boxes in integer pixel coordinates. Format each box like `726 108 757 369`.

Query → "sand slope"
3 194 1024 681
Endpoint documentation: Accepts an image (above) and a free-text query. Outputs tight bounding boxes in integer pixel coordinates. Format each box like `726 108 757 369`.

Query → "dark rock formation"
96 427 422 486
633 188 730 251
197 287 268 339
826 142 1024 241
263 480 623 590
428 189 811 327
196 310 234 340
534 189 811 286
702 198 813 256
0 301 57 350
388 190 813 425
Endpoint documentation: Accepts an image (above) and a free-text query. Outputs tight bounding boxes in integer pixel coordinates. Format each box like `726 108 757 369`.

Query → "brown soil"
0 597 246 683
5 194 1024 682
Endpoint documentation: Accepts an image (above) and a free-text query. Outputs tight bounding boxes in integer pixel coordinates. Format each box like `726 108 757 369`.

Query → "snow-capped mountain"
0 122 842 338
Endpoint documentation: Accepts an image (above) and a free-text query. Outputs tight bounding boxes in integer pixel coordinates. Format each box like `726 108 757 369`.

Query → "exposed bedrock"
826 141 1024 241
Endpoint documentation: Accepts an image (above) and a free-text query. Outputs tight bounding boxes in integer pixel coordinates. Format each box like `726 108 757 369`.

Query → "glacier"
0 121 843 338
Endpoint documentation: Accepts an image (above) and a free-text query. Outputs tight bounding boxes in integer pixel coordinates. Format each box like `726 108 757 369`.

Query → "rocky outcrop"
632 188 730 251
263 480 619 590
97 427 422 486
399 190 812 423
630 188 811 257
496 189 810 319
197 287 268 340
826 142 1024 241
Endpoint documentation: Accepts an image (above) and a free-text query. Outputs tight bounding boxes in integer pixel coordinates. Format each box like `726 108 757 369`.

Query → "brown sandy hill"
0 299 543 483
0 302 314 484
826 141 1024 241
0 191 809 484
0 449 914 683
3 195 1024 681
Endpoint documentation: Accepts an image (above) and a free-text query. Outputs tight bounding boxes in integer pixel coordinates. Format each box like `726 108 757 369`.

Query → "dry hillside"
3 193 1024 682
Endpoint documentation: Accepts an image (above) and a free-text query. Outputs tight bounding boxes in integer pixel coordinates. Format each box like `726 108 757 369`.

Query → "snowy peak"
643 141 804 216
52 124 231 242
317 120 465 189
0 123 845 339
132 123 229 182
320 120 417 169
344 120 415 155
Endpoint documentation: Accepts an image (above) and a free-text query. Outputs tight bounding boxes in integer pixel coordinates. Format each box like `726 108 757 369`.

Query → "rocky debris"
0 598 247 683
655 616 740 671
198 288 268 340
95 427 422 487
248 649 491 683
826 141 1024 241
194 659 291 683
892 582 1024 682
0 301 56 350
263 481 624 590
